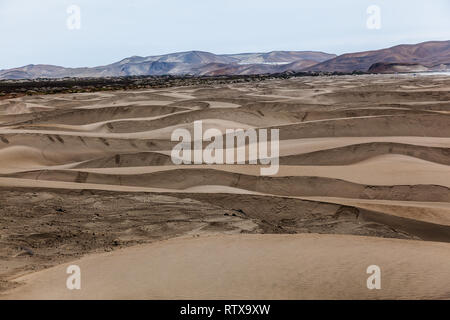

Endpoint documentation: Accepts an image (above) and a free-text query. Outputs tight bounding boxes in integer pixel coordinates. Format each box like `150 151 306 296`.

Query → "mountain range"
306 40 450 73
0 40 449 79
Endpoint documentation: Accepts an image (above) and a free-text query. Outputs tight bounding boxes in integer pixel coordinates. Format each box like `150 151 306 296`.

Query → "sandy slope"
6 168 449 203
296 196 450 226
3 234 450 300
59 154 450 187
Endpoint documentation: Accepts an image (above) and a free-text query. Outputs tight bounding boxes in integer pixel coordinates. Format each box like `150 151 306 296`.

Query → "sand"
55 154 450 187
3 234 450 300
0 74 449 299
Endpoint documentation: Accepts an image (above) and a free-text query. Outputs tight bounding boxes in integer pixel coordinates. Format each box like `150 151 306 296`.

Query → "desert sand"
0 74 449 299
4 234 450 300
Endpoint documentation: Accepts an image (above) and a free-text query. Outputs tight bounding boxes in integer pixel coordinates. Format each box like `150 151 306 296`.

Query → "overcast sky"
1 0 449 69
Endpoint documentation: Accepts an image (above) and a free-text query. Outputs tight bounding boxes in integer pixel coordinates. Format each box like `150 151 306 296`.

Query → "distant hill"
1 40 449 79
306 40 450 73
223 51 335 64
0 51 335 79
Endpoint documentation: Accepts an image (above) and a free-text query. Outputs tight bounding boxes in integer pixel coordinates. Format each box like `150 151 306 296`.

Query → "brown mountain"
1 41 448 79
305 40 450 73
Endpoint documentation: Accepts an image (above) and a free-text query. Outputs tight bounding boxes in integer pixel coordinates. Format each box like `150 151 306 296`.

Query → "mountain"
223 51 335 65
112 51 238 67
1 40 449 79
191 59 320 76
0 50 336 79
306 40 450 73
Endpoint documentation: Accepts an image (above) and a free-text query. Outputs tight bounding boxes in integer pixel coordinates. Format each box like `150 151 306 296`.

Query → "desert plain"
0 73 449 299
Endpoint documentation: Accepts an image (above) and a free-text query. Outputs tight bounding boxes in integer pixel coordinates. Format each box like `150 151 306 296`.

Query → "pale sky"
0 0 449 69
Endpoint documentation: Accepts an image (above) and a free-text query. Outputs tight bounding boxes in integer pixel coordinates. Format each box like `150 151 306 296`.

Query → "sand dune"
296 197 450 226
0 146 56 169
274 114 450 140
0 118 255 140
12 105 183 126
3 234 450 300
280 142 450 165
65 154 450 187
75 151 173 168
1 74 449 299
4 168 450 202
73 141 450 169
